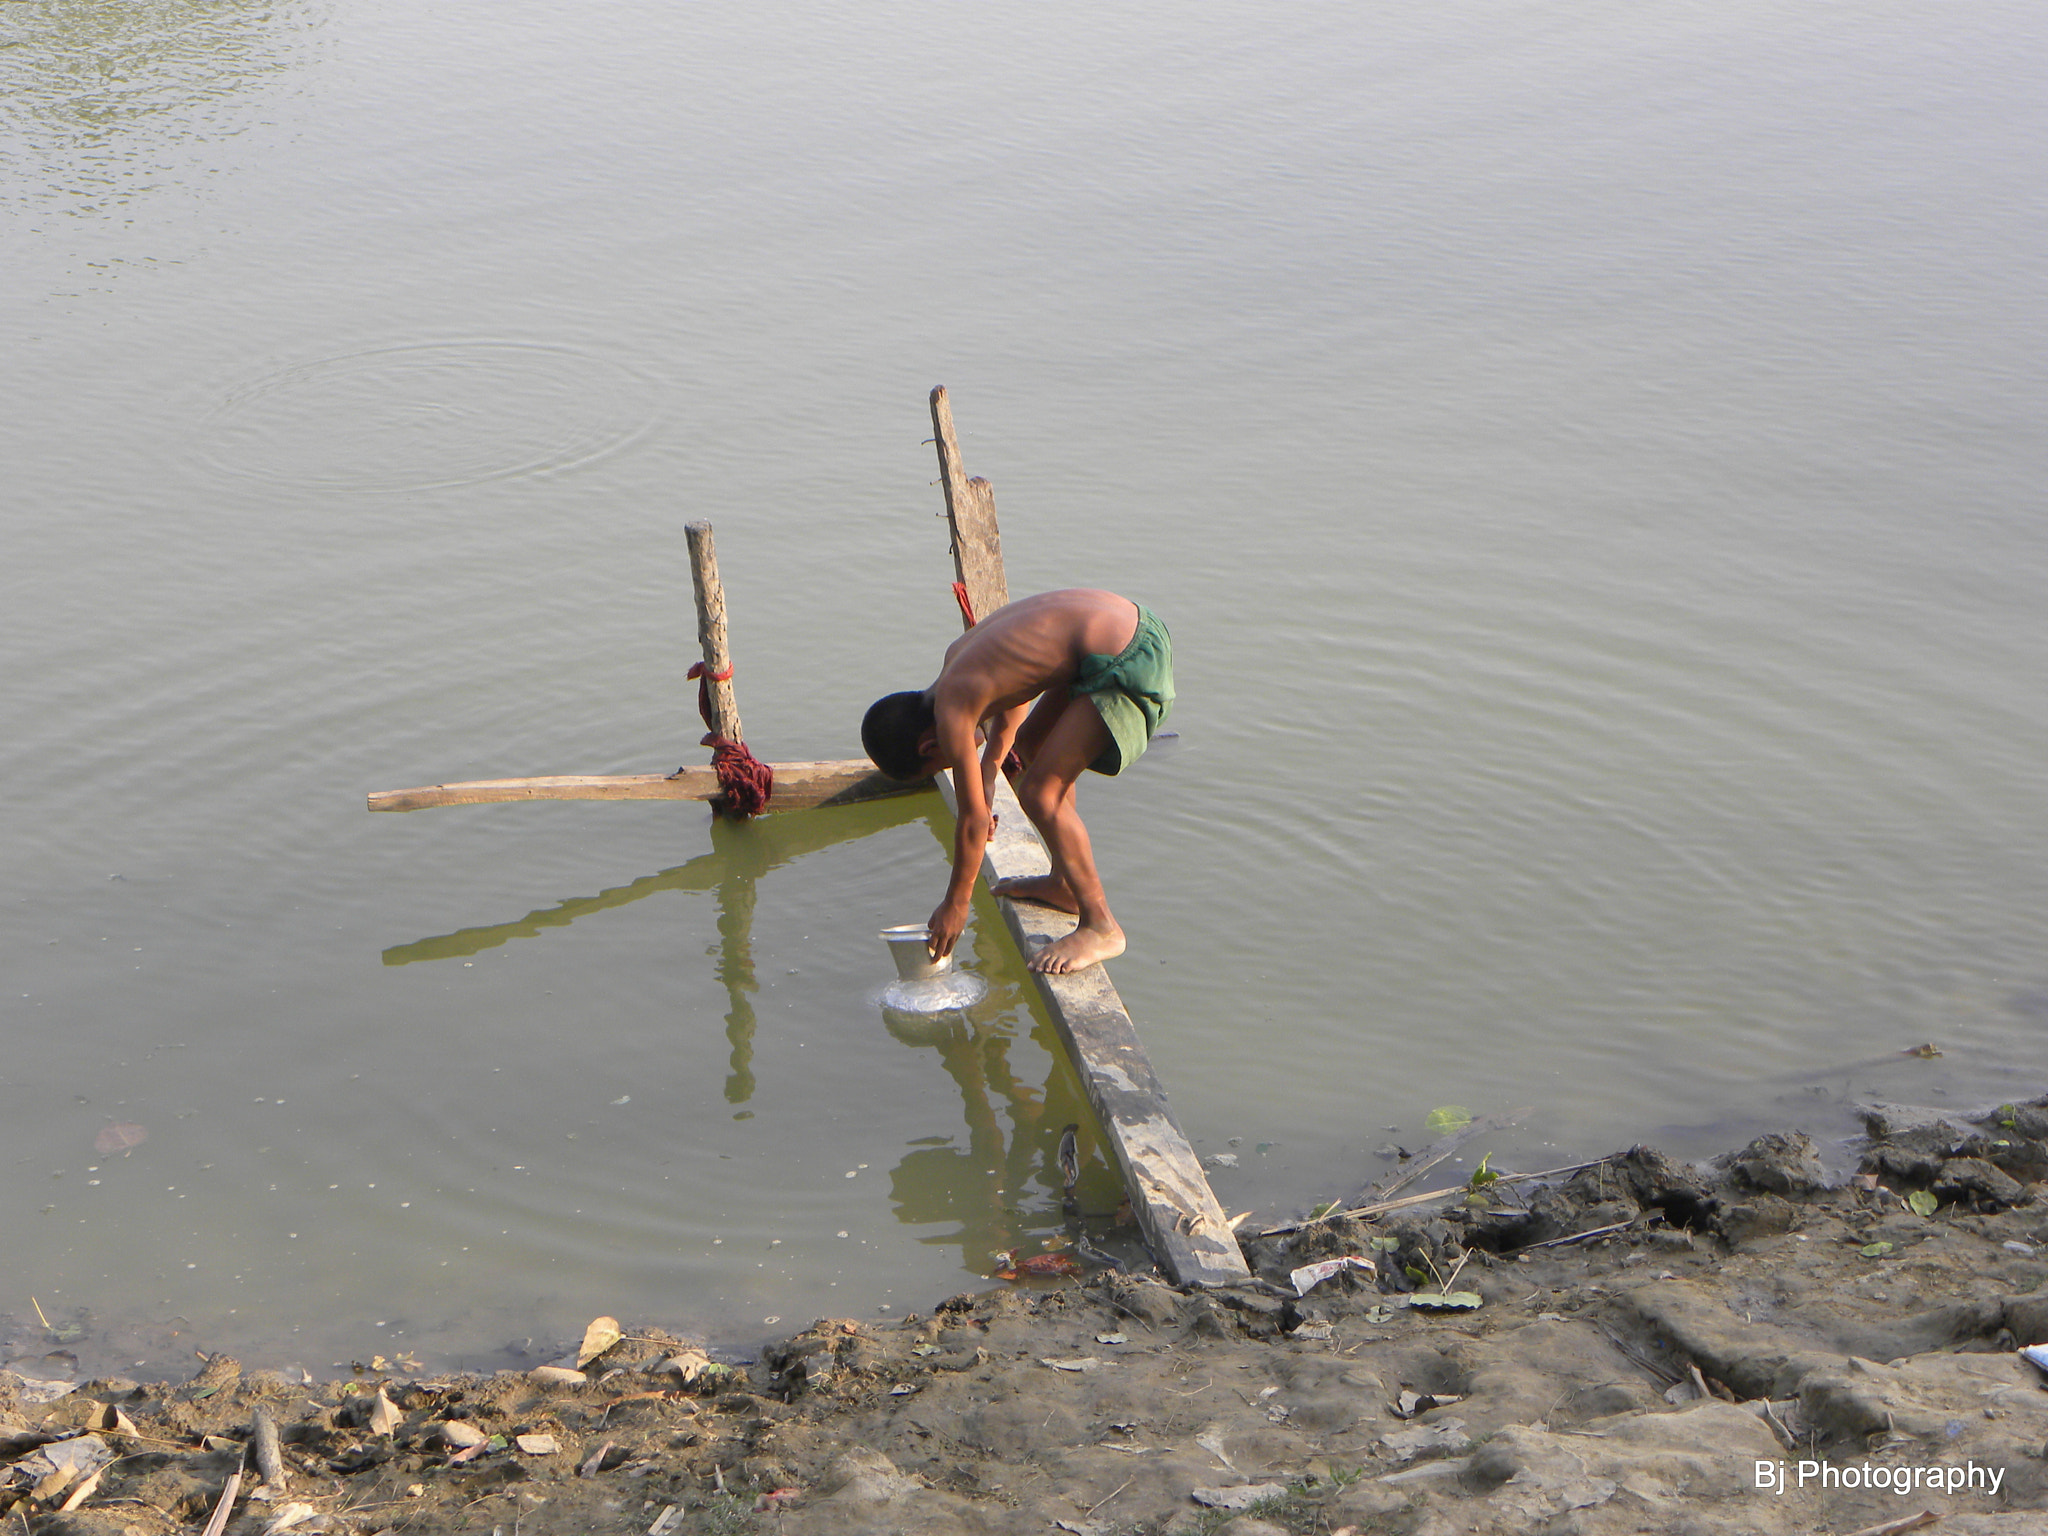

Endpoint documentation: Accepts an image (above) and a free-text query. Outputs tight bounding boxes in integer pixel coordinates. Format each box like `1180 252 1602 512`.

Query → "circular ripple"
198 341 659 492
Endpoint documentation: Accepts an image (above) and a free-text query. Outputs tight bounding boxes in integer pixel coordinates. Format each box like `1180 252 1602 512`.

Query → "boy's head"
862 690 939 781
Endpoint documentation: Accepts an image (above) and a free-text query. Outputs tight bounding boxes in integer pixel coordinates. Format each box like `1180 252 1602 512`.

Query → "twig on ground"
1085 1477 1133 1518
1597 1325 1683 1386
1258 1157 1613 1236
1839 1512 1939 1536
1346 1108 1534 1209
198 1452 245 1536
1519 1214 1660 1251
1758 1399 1798 1451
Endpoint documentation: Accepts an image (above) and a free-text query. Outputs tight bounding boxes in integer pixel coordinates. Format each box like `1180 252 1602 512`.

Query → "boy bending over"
861 589 1174 974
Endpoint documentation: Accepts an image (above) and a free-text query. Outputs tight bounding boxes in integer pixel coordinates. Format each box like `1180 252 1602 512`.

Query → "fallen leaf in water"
576 1315 622 1367
1000 1251 1082 1279
94 1123 147 1156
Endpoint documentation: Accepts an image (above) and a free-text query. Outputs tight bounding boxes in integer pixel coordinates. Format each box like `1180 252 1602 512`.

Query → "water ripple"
195 340 663 493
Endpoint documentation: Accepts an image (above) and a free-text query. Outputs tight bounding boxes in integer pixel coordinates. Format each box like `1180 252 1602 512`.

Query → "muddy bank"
10 1099 2048 1535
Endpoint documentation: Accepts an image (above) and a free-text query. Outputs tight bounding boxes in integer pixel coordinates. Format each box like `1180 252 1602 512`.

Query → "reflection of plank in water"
940 773 1251 1288
384 796 931 1107
380 793 929 965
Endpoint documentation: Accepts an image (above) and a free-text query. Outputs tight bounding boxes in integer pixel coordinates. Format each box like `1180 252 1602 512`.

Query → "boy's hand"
926 897 970 960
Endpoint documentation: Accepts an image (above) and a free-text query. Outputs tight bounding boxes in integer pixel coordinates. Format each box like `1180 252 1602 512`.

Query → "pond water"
6 0 2046 1376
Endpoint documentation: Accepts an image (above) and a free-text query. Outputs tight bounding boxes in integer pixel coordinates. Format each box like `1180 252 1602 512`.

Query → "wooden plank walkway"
368 763 919 813
928 386 1249 1287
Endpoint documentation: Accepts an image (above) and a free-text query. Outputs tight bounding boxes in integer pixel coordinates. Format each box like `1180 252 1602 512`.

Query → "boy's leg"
990 689 1087 912
1006 694 1124 974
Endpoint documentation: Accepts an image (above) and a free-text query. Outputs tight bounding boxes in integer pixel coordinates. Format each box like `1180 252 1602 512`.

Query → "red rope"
686 661 773 816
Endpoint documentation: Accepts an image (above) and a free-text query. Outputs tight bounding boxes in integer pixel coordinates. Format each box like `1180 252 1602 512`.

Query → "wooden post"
686 521 744 742
929 387 1009 626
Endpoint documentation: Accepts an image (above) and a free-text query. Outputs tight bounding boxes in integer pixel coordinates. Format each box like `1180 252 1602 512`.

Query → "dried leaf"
576 1315 623 1367
59 1466 105 1511
649 1350 713 1386
1041 1356 1108 1372
366 1390 401 1437
515 1433 560 1455
87 1403 140 1436
94 1122 147 1156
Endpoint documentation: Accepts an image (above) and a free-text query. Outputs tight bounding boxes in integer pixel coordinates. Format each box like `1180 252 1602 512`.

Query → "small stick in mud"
251 1406 286 1492
1839 1512 1939 1536
199 1452 244 1536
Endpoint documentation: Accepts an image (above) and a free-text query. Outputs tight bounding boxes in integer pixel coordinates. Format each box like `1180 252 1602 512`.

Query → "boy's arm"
978 701 1027 805
927 708 990 961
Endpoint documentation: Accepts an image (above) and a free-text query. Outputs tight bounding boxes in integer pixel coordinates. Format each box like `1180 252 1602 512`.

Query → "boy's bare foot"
991 873 1080 914
1029 923 1125 974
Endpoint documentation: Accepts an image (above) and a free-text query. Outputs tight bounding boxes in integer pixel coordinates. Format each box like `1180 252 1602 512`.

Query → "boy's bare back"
930 588 1139 727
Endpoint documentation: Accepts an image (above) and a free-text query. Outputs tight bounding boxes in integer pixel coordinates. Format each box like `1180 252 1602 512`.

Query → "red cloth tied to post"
687 661 773 817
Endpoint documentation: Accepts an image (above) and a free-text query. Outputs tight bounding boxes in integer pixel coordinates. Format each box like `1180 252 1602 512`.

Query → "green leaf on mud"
1860 1241 1894 1258
1907 1190 1938 1218
1407 1292 1482 1312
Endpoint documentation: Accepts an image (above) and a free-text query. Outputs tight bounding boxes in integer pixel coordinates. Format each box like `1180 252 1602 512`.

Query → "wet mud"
10 1098 2048 1534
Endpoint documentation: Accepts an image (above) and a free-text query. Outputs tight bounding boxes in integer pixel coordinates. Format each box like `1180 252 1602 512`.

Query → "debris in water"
996 1249 1083 1280
94 1122 147 1156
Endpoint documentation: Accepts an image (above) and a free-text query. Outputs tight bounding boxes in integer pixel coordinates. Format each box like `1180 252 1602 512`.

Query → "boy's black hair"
862 691 938 781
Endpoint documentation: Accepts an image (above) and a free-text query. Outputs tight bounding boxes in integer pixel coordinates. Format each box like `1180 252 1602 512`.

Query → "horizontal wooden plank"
940 772 1250 1287
368 761 929 813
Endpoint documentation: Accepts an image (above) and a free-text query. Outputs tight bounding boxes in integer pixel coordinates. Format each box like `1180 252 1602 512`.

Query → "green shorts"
1072 606 1175 776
